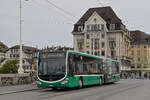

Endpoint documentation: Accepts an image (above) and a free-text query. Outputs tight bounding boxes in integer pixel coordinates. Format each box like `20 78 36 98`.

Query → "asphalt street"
0 79 150 100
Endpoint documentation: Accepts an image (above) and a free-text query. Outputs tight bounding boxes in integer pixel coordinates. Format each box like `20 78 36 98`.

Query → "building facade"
42 46 73 52
0 41 8 64
107 30 131 76
4 45 38 72
72 6 131 76
130 30 150 78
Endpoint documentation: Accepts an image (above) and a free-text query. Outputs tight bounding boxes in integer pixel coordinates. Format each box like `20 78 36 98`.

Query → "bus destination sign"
40 52 65 59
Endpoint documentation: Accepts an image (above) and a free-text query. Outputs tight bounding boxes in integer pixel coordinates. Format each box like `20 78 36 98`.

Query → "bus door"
104 59 113 83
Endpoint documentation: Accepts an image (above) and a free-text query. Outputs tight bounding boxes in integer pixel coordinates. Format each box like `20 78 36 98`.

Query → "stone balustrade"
0 73 34 86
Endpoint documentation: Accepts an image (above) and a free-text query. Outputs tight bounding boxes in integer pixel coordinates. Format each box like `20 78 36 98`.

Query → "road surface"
0 79 150 100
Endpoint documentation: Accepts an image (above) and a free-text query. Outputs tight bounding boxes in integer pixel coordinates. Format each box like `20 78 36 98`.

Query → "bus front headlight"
61 81 68 85
36 81 42 85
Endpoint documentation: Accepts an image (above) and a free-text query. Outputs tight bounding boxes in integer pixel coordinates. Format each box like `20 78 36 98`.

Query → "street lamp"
18 0 24 74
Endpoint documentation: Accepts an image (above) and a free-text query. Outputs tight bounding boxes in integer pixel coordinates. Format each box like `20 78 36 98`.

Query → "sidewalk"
0 83 39 95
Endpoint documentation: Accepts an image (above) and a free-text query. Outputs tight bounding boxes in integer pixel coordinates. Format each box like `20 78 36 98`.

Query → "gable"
76 6 121 25
85 11 106 25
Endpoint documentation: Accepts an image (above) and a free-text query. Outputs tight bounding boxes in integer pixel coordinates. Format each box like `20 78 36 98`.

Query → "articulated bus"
36 50 120 89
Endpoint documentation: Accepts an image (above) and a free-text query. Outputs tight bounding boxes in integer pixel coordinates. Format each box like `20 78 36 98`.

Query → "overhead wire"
44 0 79 20
96 0 104 7
32 0 75 25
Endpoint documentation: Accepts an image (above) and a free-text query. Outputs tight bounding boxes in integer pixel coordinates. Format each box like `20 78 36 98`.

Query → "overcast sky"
0 0 150 48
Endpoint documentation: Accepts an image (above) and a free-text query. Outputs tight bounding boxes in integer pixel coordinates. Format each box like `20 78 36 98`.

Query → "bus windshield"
38 52 66 81
38 58 66 75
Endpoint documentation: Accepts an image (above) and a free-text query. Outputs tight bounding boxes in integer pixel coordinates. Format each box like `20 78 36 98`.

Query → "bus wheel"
99 78 102 85
52 87 57 90
78 79 83 88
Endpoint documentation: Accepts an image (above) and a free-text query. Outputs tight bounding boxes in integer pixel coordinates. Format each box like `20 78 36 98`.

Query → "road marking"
0 88 40 95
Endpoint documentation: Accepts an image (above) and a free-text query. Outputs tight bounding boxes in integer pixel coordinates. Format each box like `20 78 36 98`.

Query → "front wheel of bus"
78 79 83 88
52 87 57 90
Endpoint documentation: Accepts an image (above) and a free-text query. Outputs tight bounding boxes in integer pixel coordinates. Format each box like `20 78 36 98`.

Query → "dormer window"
86 24 104 31
110 24 115 30
101 24 104 31
78 26 83 32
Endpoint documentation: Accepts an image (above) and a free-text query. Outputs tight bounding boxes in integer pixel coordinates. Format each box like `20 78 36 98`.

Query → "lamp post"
18 0 24 74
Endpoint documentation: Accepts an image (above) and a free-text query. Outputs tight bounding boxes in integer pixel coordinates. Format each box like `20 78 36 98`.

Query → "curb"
0 88 40 95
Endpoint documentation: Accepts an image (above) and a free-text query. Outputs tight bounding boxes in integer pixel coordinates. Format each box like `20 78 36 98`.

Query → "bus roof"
106 58 119 62
67 50 103 60
111 60 119 62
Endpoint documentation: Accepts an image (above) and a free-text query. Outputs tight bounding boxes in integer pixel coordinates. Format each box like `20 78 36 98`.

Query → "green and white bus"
36 50 120 89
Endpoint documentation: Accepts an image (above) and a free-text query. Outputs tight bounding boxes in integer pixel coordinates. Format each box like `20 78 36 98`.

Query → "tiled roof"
0 41 8 52
9 45 38 54
130 30 150 44
76 6 121 25
42 46 73 52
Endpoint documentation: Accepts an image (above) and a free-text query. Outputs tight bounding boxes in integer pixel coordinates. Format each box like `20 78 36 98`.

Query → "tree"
0 60 19 74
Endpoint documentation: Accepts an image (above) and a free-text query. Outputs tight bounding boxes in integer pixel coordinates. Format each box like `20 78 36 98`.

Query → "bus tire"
78 79 83 88
52 87 57 90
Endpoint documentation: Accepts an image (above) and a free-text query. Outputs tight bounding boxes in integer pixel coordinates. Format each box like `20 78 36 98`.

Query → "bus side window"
116 62 119 73
83 64 88 74
98 63 103 74
75 63 79 74
68 55 74 76
78 63 84 75
89 64 93 74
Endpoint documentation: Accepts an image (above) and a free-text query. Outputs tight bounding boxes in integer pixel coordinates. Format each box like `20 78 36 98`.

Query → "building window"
101 51 105 56
144 50 147 55
111 51 116 57
98 51 100 56
102 34 105 39
131 50 134 55
109 41 116 48
102 42 105 48
91 25 94 31
94 25 97 31
78 26 83 32
137 50 140 56
137 64 141 68
110 24 115 30
94 18 97 22
98 24 100 30
86 45 90 48
89 24 103 31
86 34 90 39
143 64 147 68
86 51 89 54
131 65 135 68
23 60 25 64
94 39 99 49
101 24 104 31
144 45 147 48
94 52 97 56
137 58 140 62
87 25 90 31
144 57 147 62
78 42 84 49
131 45 134 48
94 24 99 31
91 42 93 50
